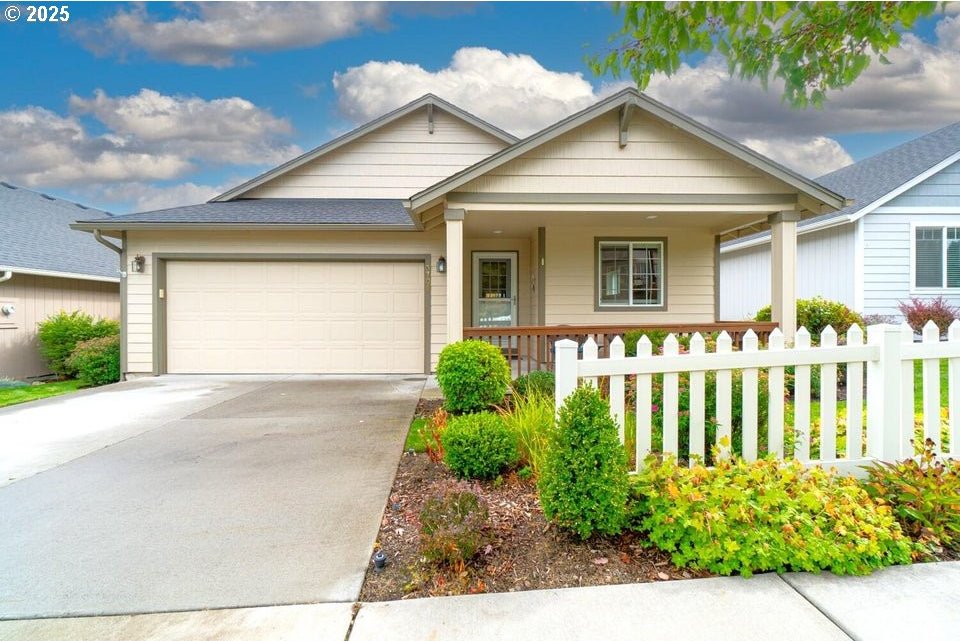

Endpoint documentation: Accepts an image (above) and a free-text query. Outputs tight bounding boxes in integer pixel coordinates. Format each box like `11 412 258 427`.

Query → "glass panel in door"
473 253 517 329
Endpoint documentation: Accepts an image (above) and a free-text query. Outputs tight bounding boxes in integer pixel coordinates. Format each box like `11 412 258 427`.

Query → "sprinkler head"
373 550 388 571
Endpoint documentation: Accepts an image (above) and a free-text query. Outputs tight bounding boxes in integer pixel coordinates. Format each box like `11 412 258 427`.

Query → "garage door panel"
166 260 424 374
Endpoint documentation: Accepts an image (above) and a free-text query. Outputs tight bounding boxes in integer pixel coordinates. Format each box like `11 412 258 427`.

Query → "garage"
163 259 426 374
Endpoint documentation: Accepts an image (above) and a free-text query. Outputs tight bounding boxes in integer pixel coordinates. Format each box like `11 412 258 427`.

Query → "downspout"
0 270 11 283
94 230 127 380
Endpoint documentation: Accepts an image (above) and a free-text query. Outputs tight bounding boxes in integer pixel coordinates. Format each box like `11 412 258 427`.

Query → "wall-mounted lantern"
436 256 446 273
131 255 146 273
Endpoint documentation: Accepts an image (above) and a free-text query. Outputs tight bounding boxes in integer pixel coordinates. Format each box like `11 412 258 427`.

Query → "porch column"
445 208 465 343
769 210 801 343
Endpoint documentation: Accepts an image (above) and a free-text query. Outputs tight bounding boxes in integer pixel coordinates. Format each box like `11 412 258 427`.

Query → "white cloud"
742 136 854 177
70 89 299 165
75 2 390 67
94 181 227 212
0 90 299 190
333 47 604 136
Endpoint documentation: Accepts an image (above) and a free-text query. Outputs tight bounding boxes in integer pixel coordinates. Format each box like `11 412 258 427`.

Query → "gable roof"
72 198 415 231
722 120 960 252
0 182 118 281
407 87 848 213
211 94 519 203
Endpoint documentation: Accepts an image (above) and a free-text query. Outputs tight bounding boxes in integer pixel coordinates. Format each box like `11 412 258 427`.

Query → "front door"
472 252 518 329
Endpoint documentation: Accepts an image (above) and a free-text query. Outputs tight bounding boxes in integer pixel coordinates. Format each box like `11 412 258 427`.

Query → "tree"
590 2 942 107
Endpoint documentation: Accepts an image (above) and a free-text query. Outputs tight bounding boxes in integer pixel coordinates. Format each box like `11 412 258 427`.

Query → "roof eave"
0 264 120 283
70 222 418 232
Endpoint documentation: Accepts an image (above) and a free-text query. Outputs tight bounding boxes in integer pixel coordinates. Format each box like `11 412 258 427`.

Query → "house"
1 183 120 379
720 122 960 321
71 89 846 377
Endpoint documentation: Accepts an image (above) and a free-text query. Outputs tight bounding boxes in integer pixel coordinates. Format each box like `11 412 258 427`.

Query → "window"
597 239 665 308
915 226 960 289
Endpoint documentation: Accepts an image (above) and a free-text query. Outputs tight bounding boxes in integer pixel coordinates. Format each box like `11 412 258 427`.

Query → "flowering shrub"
756 297 863 343
898 297 959 336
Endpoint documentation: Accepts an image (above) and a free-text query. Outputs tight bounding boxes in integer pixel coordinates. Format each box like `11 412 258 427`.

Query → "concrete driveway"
0 375 422 620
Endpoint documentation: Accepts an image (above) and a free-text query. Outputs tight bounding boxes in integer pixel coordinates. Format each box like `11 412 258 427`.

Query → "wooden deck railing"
462 322 779 376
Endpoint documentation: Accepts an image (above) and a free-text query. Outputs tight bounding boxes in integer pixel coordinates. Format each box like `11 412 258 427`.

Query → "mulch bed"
359 452 707 601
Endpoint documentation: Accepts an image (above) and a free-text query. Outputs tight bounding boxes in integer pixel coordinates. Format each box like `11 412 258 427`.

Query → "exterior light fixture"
131 255 146 273
437 256 446 273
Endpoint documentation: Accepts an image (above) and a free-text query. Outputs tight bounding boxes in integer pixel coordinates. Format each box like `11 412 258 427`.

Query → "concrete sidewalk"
2 562 955 640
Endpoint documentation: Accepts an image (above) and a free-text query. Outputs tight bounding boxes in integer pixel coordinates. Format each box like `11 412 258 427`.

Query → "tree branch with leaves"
590 1 944 107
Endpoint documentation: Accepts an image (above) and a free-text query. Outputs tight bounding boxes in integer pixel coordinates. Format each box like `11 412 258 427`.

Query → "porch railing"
463 322 778 376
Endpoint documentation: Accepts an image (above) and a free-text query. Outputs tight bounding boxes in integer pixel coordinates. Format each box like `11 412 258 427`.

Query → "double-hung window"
597 239 665 309
914 225 960 289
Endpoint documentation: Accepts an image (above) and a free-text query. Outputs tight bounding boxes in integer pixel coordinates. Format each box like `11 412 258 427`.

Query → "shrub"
499 390 554 477
631 453 913 577
419 488 489 566
863 439 960 551
898 297 959 336
417 408 448 464
442 412 519 480
37 311 119 378
538 385 630 539
436 340 511 413
755 297 864 342
863 313 896 326
65 335 121 387
512 370 555 398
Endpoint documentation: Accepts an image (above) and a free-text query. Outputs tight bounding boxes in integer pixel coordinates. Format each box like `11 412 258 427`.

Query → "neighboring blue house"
720 122 960 321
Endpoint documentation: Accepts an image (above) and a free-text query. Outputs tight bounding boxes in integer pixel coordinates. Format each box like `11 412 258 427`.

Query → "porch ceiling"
461 209 782 237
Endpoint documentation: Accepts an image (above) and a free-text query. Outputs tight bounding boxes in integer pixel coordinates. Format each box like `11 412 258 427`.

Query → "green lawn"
405 417 428 453
0 379 85 409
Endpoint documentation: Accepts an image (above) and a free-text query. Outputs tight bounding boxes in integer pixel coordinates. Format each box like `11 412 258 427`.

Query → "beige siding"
460 111 787 195
125 230 446 375
462 237 533 327
0 274 119 379
245 108 508 199
545 226 715 325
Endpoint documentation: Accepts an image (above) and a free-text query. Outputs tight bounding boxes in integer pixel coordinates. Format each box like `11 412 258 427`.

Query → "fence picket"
951 321 960 457
767 328 785 459
846 325 864 459
635 336 653 467
583 337 598 390
609 336 626 443
742 330 759 461
921 321 941 451
794 328 811 462
662 334 680 457
901 323 915 457
554 339 578 416
715 331 733 458
689 333 706 464
820 326 838 461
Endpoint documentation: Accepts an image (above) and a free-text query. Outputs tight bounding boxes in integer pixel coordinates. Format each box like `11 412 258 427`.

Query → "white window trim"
596 239 666 309
910 220 960 294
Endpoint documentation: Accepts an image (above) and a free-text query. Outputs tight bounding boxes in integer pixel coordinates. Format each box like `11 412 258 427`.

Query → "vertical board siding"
545 226 715 325
0 274 119 379
124 230 446 374
459 111 789 195
244 108 509 199
719 223 857 319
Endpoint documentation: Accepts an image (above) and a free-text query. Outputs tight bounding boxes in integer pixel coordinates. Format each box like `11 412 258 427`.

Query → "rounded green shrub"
37 311 119 378
631 455 913 577
512 370 555 398
755 296 863 342
442 412 519 479
65 335 121 387
538 385 629 539
436 340 510 413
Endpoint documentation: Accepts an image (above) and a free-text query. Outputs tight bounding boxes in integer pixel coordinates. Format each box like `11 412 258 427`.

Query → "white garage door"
165 260 425 374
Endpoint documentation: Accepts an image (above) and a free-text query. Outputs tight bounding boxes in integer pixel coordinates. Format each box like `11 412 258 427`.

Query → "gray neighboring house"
720 122 960 321
0 183 120 379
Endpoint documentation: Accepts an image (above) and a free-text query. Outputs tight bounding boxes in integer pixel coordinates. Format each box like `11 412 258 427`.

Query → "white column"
444 208 465 344
769 210 800 344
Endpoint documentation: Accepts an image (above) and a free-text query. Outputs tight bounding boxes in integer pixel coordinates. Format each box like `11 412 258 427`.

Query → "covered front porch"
440 201 796 373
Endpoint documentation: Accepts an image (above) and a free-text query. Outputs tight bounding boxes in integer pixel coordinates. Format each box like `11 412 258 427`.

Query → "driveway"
0 375 422 619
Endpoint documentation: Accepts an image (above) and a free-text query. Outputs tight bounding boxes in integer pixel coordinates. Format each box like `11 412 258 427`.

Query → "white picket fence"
554 321 960 475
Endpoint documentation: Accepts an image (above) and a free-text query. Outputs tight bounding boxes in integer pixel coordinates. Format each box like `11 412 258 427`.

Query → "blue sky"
1 1 958 213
